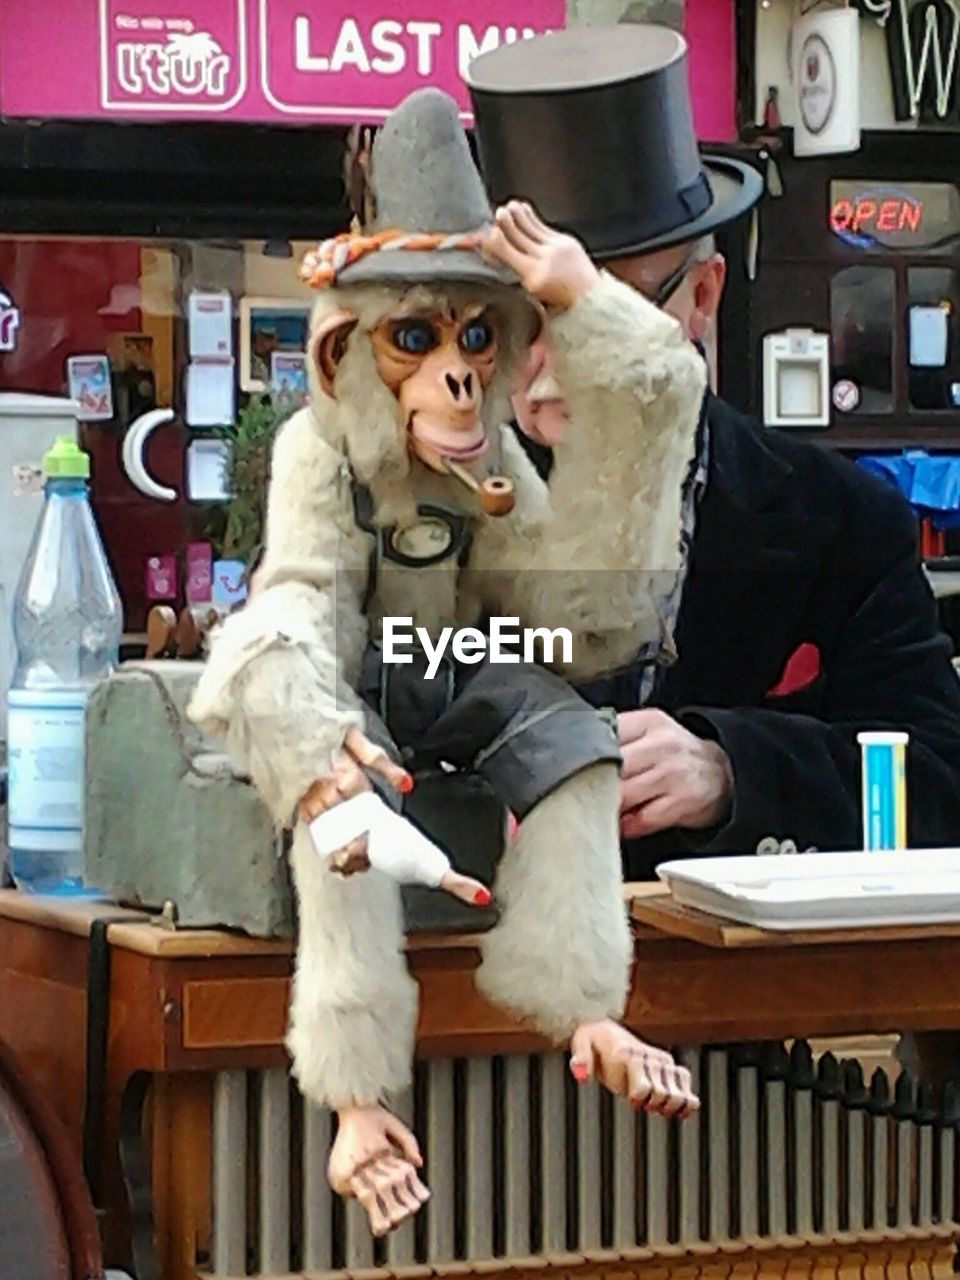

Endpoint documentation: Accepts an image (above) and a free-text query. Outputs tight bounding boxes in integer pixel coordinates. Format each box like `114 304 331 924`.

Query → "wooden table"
2 885 959 1280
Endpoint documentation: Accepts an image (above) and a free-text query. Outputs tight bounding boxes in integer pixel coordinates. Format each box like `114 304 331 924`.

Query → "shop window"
830 266 895 414
907 268 960 411
0 235 315 630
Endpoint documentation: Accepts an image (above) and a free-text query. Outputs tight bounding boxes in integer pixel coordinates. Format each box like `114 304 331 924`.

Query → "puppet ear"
309 311 359 399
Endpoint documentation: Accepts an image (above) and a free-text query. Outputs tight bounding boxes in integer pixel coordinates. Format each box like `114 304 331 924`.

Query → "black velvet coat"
520 392 960 879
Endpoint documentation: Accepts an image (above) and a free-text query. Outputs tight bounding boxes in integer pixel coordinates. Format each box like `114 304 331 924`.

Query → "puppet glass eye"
460 319 494 355
392 320 437 355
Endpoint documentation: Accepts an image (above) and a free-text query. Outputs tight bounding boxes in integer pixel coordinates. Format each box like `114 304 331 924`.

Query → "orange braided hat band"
300 229 486 289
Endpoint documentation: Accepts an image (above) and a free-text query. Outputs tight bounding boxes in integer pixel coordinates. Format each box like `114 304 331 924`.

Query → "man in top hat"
466 25 960 873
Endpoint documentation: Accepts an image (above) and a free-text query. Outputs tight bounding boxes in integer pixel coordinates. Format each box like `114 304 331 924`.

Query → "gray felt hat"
336 88 516 290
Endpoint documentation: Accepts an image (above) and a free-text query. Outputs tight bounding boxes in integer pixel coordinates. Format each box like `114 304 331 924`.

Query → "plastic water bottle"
7 437 122 895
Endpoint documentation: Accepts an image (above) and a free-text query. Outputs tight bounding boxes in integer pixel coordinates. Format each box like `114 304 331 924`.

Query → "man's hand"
570 1019 699 1118
484 200 600 311
328 1104 430 1237
618 709 733 838
299 727 412 876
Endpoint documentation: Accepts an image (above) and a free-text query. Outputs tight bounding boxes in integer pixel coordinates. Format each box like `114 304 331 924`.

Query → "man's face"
511 339 569 447
607 241 723 338
512 240 725 446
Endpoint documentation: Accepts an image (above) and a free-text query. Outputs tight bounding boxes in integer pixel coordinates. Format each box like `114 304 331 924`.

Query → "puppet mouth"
408 417 488 463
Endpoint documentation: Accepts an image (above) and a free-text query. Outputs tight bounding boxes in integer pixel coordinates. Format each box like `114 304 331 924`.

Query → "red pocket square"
767 642 821 698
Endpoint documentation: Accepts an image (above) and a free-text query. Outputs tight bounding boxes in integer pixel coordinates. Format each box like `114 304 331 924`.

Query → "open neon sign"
830 189 924 249
831 196 923 235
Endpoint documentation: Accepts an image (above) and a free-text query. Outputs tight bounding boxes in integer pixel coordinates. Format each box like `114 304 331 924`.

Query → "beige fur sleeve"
188 409 369 826
546 271 707 573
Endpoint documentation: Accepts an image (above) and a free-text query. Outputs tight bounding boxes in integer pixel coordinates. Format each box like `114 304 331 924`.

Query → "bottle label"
7 690 87 832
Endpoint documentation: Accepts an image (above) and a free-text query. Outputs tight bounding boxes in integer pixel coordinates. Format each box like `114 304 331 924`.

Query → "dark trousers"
359 643 621 821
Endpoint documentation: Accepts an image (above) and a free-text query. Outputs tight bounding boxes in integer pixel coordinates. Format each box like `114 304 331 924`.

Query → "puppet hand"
485 201 600 310
570 1020 700 1119
310 792 493 905
439 868 493 908
618 709 733 838
329 1105 430 1237
299 727 413 875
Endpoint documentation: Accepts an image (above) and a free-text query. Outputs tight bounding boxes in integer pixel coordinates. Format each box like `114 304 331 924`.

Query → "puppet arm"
486 201 706 577
189 408 419 1113
547 268 706 557
189 408 369 824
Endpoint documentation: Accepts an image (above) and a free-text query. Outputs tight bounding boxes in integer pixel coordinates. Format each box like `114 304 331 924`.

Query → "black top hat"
465 26 762 260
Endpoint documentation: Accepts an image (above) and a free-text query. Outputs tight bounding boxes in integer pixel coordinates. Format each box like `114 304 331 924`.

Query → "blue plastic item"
857 451 960 529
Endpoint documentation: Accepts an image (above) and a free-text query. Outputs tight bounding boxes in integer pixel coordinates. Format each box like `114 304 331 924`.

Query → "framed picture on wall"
239 297 311 392
67 354 114 421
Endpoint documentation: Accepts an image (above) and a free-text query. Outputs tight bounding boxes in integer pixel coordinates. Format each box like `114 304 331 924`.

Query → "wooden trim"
626 933 960 1044
631 892 960 948
104 921 295 959
151 1073 212 1280
0 884 654 960
183 978 290 1050
0 890 149 938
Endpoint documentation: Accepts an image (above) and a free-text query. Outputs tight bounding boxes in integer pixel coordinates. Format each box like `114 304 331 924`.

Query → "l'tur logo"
0 290 20 353
100 0 247 114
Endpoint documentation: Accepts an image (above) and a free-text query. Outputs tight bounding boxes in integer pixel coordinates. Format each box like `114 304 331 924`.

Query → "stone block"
84 660 293 937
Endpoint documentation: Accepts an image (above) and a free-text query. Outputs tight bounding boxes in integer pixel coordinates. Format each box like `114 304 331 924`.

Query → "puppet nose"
444 370 475 404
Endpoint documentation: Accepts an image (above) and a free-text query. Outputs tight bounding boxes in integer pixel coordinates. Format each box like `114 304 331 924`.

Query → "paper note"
185 361 235 427
186 438 230 502
188 291 233 359
909 305 949 368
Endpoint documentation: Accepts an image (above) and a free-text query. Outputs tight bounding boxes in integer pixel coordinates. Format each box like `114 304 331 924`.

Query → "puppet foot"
569 1019 699 1119
328 1104 430 1237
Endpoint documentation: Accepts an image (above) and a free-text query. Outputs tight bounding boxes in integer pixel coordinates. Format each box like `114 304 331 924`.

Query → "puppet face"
311 297 503 475
511 339 569 448
370 303 499 472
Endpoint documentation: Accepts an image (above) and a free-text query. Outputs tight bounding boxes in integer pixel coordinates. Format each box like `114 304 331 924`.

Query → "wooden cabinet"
2 888 960 1280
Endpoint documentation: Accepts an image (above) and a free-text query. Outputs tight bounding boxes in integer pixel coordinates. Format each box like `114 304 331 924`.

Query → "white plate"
656 849 960 930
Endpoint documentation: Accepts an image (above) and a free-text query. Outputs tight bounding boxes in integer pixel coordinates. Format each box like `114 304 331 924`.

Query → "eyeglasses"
645 245 703 309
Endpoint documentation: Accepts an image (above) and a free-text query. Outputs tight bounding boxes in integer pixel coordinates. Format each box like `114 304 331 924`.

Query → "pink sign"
685 0 737 143
146 554 178 600
0 1 736 140
186 542 213 604
0 0 565 125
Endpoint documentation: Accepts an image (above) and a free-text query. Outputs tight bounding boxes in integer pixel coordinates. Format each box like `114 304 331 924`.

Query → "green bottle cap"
42 435 90 479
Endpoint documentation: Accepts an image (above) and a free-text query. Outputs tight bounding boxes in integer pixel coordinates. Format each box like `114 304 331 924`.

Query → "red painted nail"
399 774 414 794
474 888 492 907
572 1063 589 1083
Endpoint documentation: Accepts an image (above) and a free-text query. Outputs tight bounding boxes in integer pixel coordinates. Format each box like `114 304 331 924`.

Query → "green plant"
215 395 295 565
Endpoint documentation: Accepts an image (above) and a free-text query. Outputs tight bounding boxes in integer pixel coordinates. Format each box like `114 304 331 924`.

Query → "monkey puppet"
189 88 705 1237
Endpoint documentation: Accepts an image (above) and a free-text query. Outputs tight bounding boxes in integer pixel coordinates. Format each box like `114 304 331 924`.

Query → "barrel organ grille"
202 1041 960 1278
